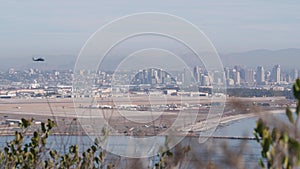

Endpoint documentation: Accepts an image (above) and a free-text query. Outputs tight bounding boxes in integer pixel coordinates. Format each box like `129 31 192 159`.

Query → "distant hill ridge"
0 48 299 71
221 48 300 69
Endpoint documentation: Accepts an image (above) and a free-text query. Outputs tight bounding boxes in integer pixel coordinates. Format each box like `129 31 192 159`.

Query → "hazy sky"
1 0 300 58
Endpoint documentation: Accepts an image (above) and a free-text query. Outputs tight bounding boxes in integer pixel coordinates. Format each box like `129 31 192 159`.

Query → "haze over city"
1 1 300 65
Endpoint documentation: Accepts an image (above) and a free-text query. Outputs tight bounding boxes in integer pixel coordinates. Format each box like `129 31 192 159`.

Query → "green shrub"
0 118 113 169
254 79 300 169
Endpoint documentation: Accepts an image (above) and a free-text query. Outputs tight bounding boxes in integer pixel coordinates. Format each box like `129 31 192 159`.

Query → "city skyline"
1 63 298 87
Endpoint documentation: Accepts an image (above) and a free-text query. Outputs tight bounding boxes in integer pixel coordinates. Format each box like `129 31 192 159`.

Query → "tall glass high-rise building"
245 69 255 84
256 66 265 85
293 69 299 81
271 64 281 83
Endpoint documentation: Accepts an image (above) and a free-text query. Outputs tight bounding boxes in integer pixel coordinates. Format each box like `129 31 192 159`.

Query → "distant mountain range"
221 48 300 69
0 48 299 71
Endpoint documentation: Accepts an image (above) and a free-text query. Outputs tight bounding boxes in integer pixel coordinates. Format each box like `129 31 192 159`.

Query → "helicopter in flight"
32 57 45 62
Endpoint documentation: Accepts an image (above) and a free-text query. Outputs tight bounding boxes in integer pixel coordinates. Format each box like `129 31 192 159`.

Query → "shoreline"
181 109 285 132
220 109 285 125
